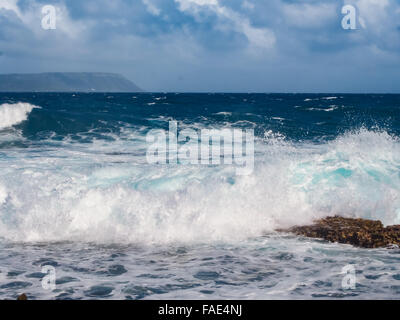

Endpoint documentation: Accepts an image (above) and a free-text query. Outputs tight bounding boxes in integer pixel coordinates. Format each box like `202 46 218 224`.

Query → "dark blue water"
1 93 400 299
1 93 400 143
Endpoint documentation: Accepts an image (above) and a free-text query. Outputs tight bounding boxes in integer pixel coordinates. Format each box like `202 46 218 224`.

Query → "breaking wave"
0 102 39 130
0 125 400 244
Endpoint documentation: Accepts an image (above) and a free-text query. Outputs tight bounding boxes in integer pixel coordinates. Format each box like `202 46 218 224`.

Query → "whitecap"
0 102 40 130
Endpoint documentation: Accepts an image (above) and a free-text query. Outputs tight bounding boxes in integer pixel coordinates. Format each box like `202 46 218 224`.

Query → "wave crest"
0 102 39 130
1 128 400 244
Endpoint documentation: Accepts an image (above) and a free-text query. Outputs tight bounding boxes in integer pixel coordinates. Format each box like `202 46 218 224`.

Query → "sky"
0 0 399 92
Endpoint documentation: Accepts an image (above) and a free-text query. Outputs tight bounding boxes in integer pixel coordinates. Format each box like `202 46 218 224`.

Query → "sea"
1 92 400 299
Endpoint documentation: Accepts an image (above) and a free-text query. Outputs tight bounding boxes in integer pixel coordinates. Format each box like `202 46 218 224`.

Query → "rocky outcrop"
280 216 400 248
17 293 27 300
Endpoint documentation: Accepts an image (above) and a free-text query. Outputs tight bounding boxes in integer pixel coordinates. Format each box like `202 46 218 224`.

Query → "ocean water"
1 93 400 299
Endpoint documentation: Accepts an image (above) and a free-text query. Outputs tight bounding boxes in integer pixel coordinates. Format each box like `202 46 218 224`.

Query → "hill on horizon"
0 72 143 92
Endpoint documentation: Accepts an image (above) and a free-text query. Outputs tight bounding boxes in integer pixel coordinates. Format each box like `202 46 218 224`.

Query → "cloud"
175 0 275 50
341 0 400 51
354 0 390 31
142 0 161 16
0 0 400 92
0 0 20 14
0 0 23 20
0 0 87 39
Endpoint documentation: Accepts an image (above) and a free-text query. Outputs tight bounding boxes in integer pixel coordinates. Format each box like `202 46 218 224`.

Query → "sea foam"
0 102 38 130
0 126 400 244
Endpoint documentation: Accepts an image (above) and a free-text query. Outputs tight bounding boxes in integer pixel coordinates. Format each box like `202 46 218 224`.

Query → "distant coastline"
0 72 143 93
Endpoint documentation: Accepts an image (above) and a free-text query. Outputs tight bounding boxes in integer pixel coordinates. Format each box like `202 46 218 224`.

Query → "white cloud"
354 0 390 32
342 0 400 51
175 0 275 50
0 0 87 39
142 0 161 16
177 0 218 11
0 0 22 18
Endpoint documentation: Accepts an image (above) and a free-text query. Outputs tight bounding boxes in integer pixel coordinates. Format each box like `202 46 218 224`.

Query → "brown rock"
17 293 27 300
279 216 400 248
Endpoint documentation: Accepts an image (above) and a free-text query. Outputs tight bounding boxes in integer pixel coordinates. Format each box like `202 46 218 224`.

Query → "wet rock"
17 293 27 300
279 216 400 248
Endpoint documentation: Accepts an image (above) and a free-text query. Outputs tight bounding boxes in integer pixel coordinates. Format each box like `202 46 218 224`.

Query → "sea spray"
0 102 39 129
0 127 399 243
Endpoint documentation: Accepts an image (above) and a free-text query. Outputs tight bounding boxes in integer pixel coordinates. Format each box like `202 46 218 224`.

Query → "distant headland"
0 72 142 92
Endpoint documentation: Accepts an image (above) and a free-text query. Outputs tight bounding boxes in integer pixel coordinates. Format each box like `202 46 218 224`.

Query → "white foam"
214 112 233 116
0 102 39 130
0 184 7 205
306 105 339 112
322 96 338 100
0 128 400 244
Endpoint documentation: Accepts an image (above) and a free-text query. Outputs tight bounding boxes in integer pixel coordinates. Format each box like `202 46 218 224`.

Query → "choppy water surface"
2 237 400 299
1 93 400 299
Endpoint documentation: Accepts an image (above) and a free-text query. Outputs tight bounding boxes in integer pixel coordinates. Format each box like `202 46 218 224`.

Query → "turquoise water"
1 93 400 299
